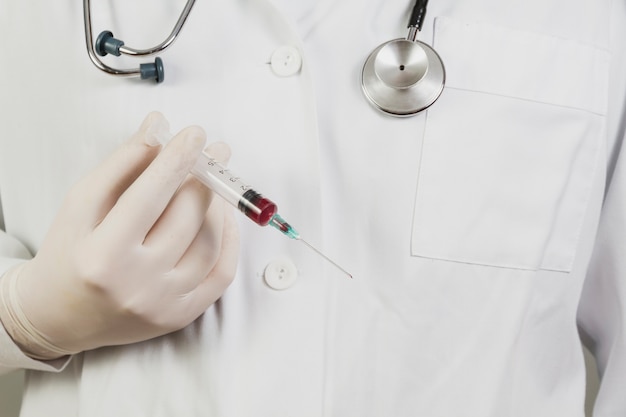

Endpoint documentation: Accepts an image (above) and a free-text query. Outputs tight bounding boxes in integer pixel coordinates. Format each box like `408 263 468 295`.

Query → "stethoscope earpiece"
361 0 445 117
140 57 165 83
95 31 123 57
94 31 165 83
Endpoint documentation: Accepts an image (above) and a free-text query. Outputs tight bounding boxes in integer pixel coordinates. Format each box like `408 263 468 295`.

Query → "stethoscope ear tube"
83 0 196 83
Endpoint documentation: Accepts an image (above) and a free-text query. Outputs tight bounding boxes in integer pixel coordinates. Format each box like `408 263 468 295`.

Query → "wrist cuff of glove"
0 263 76 360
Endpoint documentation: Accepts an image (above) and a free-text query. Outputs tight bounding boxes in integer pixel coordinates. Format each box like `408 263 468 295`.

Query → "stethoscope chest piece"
361 0 445 117
362 38 445 116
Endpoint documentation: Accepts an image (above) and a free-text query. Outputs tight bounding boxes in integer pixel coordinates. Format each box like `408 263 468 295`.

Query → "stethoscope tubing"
114 0 196 57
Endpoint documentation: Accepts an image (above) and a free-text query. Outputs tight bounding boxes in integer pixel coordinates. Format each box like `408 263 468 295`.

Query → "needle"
297 237 353 279
269 214 353 279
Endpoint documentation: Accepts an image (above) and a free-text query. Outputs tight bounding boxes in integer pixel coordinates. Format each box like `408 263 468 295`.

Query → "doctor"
0 0 625 416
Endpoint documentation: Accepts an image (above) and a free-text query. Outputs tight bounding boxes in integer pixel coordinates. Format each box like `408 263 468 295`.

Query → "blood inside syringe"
237 189 277 226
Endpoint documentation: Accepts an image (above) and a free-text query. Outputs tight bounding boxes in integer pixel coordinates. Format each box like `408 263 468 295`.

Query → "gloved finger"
98 126 207 244
166 197 226 293
143 176 215 268
143 142 232 266
74 112 167 228
204 141 232 166
172 208 239 323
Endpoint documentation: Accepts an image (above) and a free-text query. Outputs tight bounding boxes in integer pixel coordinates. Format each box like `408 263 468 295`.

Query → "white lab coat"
0 0 625 416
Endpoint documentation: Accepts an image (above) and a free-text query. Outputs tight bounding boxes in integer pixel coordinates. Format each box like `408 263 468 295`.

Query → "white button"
264 258 298 290
270 46 302 77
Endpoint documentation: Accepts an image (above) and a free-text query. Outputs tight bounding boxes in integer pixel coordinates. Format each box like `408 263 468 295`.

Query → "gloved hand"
0 112 239 360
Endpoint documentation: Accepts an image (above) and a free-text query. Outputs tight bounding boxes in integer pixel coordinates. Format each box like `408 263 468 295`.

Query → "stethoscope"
83 0 444 116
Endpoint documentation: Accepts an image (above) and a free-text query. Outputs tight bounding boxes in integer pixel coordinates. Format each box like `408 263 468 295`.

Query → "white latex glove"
0 112 239 359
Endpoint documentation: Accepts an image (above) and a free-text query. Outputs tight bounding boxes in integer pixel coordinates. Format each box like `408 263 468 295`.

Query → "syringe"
190 152 352 279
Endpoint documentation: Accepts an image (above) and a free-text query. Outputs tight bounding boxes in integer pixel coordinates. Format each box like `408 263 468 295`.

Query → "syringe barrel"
190 152 278 226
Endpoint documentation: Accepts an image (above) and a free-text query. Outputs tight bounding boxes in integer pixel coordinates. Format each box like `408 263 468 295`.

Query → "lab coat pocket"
410 17 609 271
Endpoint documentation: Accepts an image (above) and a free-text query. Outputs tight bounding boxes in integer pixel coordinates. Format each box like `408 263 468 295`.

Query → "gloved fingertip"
176 126 207 152
205 141 232 164
137 112 172 147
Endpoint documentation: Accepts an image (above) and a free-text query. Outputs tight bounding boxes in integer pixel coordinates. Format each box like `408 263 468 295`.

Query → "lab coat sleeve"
578 137 626 415
577 2 626 415
0 201 70 374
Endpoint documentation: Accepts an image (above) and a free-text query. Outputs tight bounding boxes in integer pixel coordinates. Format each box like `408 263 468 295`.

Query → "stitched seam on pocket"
433 17 610 116
443 85 607 117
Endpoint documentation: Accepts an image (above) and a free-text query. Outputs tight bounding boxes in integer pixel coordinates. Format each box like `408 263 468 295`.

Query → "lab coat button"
270 46 302 77
264 258 298 290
